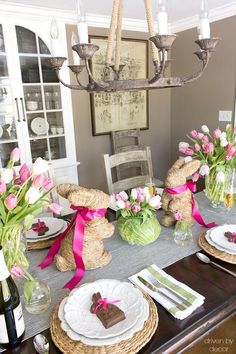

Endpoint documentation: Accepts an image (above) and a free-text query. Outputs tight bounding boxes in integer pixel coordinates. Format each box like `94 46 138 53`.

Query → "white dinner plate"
64 279 144 339
209 225 236 252
26 218 66 240
205 230 236 255
31 117 49 135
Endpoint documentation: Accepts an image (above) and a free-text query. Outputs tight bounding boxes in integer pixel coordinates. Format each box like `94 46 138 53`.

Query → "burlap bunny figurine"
54 183 114 272
161 158 201 227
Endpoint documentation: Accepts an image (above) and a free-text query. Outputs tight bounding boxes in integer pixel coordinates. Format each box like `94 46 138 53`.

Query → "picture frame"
89 36 149 136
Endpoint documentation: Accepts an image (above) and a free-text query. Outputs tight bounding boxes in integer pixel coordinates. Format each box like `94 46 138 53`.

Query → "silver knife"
147 274 192 307
138 276 188 311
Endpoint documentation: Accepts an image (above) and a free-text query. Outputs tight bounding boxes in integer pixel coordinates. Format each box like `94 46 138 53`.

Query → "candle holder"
195 37 220 51
68 65 86 75
110 64 126 80
72 43 99 60
48 57 67 70
149 34 177 50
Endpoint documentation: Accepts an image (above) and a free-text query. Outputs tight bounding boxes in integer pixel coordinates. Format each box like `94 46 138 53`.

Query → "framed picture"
89 36 149 136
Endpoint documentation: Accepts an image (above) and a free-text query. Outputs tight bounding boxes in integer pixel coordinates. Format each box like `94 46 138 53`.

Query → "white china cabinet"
0 14 79 211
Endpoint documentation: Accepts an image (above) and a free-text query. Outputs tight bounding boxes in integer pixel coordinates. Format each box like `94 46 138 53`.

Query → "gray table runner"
1 192 236 349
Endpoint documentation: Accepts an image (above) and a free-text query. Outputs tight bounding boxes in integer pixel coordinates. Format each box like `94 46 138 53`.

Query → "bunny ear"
180 159 201 177
171 158 186 170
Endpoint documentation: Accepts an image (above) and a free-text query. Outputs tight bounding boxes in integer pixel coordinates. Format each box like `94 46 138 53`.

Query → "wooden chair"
104 146 161 195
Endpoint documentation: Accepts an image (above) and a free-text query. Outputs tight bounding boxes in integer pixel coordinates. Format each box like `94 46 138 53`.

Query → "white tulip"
119 191 128 201
199 164 210 176
201 125 209 134
130 188 138 200
1 168 14 184
116 199 126 209
149 195 161 208
216 171 225 183
179 142 189 149
184 156 192 163
32 158 49 175
143 186 151 201
220 139 228 147
25 187 42 204
220 132 226 139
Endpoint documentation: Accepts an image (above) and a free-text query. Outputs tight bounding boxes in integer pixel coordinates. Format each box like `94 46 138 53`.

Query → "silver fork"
147 275 192 308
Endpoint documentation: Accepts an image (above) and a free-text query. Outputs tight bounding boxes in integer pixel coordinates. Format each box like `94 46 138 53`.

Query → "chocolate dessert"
31 222 49 236
90 292 126 329
224 231 236 243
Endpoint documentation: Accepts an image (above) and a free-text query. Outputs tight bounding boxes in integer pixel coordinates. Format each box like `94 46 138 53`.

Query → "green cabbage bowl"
117 214 161 245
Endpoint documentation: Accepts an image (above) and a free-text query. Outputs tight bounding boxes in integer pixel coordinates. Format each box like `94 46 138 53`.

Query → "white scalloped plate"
58 293 149 345
26 218 66 241
208 225 236 252
64 279 144 339
206 230 236 255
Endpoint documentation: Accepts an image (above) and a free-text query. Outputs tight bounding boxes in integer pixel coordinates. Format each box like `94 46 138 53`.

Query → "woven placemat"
198 233 236 264
50 292 158 354
27 237 56 250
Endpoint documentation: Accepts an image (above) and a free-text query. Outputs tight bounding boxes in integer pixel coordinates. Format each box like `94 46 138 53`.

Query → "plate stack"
199 225 236 264
50 279 158 354
26 217 67 250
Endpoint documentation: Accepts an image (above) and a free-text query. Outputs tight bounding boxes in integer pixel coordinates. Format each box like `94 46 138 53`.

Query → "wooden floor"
183 314 236 353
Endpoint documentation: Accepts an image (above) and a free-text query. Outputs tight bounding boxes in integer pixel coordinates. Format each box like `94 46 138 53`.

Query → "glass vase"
223 169 236 210
205 168 228 208
117 214 161 245
24 279 51 315
173 220 193 247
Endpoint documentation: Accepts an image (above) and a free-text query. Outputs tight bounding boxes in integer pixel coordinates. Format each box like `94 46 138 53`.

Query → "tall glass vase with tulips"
179 124 236 207
0 148 62 309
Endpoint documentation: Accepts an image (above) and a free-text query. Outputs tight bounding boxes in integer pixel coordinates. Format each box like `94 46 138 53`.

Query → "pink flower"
10 148 20 163
174 210 182 221
192 172 200 182
42 177 54 191
213 128 221 139
179 142 189 149
131 204 141 213
225 143 236 161
185 149 194 156
115 191 128 201
125 201 131 209
202 135 209 143
19 163 31 183
203 143 214 154
49 203 63 214
179 147 187 154
32 174 45 188
137 194 145 202
14 178 22 185
194 143 201 152
0 179 6 195
5 194 17 209
190 130 198 138
11 265 23 278
197 133 204 139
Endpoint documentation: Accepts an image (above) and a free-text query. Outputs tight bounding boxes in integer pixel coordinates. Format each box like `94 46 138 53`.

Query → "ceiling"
4 0 236 23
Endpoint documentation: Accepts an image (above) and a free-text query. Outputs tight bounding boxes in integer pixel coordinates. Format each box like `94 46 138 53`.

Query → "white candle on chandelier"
50 19 61 56
76 0 88 44
157 0 168 35
199 0 211 39
71 32 80 65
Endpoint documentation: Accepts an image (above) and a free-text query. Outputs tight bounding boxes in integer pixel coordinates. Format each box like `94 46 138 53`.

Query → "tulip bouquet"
115 187 162 245
0 148 61 293
179 124 236 206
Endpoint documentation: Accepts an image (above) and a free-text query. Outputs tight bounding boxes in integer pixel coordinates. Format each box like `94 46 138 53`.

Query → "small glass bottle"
173 220 193 246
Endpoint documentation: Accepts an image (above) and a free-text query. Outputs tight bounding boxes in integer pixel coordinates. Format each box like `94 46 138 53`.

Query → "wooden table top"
4 251 236 354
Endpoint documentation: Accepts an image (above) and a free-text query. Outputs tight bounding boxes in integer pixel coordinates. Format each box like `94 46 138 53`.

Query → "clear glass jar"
224 169 236 210
173 220 193 247
24 279 51 315
205 167 228 208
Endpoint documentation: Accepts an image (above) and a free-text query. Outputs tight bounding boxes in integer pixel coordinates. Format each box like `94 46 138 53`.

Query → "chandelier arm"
144 0 160 66
105 0 120 66
85 59 109 89
148 50 167 83
181 54 210 84
54 69 87 90
114 0 123 71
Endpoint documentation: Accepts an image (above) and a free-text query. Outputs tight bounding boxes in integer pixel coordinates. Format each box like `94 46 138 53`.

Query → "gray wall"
171 16 236 162
66 25 171 192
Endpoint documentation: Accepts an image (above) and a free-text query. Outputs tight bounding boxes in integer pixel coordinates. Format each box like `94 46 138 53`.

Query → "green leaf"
24 280 37 303
24 214 34 230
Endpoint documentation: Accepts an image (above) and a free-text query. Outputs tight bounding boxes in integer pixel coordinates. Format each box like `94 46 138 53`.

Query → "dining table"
2 192 236 354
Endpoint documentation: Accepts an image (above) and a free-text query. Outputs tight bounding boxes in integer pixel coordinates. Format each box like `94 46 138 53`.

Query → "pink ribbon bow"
166 181 217 228
38 205 107 290
32 219 46 235
92 298 121 314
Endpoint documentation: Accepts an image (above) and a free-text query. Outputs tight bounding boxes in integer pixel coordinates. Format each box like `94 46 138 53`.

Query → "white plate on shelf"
31 117 49 135
26 217 66 241
208 225 236 252
64 279 144 339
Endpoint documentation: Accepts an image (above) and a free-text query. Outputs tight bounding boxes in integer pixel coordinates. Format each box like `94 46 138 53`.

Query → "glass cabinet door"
15 25 66 163
0 24 21 167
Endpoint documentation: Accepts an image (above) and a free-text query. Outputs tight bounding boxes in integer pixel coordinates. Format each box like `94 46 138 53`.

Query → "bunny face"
165 158 201 188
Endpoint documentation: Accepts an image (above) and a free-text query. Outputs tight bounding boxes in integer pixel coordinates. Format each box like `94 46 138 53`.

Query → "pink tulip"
49 203 63 214
225 143 236 161
11 265 23 278
197 133 204 139
137 194 145 202
32 174 45 188
213 128 221 139
10 148 20 163
14 178 22 185
190 130 198 139
203 143 214 154
131 204 141 213
174 210 182 221
0 179 6 195
185 149 194 156
5 194 17 209
179 147 187 154
42 177 54 191
19 163 31 183
194 143 201 152
192 172 200 182
202 135 209 143
125 201 131 209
